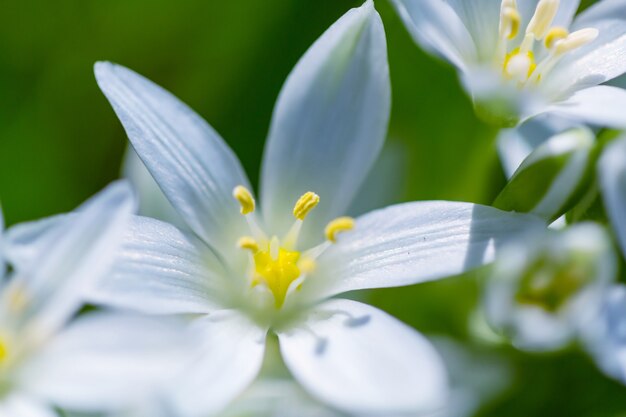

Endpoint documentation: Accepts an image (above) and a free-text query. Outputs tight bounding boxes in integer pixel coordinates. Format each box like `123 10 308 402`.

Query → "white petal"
599 137 626 259
5 181 135 338
0 396 56 417
444 0 501 62
21 313 190 413
497 116 576 178
541 85 626 128
4 214 67 273
122 145 187 230
88 215 227 315
305 202 544 300
574 0 626 27
278 299 448 415
543 20 626 97
169 311 267 417
260 1 390 246
95 62 252 261
391 0 476 69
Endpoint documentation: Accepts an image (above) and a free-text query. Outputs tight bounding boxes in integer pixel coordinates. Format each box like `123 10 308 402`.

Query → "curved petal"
304 202 544 300
391 0 476 69
20 313 190 413
574 0 626 27
541 85 626 128
543 20 626 97
169 311 267 417
4 214 68 273
88 216 227 315
4 181 135 338
278 299 448 415
496 116 577 178
553 0 581 28
599 137 626 258
260 1 391 245
94 62 252 261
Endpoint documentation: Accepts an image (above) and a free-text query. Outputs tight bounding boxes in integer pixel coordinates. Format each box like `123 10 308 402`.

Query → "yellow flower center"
233 186 354 308
497 0 598 86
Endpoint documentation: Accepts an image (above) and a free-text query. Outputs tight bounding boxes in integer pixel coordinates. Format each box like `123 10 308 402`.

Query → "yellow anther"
504 49 537 80
545 27 569 49
325 217 355 243
554 28 599 55
500 7 521 40
0 340 8 363
293 192 320 220
238 236 259 253
233 185 255 215
298 257 317 275
526 0 560 40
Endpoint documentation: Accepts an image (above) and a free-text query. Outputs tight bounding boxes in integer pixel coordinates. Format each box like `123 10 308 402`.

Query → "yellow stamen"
238 236 259 253
504 48 537 80
233 185 255 215
501 7 521 40
526 0 560 40
0 336 9 363
293 192 320 220
325 217 355 243
554 28 599 55
545 27 569 49
254 247 301 308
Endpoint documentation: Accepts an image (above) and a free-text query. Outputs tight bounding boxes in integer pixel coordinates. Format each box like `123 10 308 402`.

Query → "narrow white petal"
278 299 448 415
444 0 501 62
95 62 252 261
305 202 544 300
169 311 267 417
599 137 626 258
4 214 67 273
391 0 476 69
553 0 582 28
6 181 135 337
89 216 227 315
21 313 190 413
542 86 626 128
260 1 390 246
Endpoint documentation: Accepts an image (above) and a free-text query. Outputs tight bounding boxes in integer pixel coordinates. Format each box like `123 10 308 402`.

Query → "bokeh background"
2 0 624 416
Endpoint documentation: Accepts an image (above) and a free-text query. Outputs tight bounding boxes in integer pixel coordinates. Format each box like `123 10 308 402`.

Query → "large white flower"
92 2 544 416
392 0 626 127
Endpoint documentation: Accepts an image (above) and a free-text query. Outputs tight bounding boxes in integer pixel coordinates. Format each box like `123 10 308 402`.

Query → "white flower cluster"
2 1 626 416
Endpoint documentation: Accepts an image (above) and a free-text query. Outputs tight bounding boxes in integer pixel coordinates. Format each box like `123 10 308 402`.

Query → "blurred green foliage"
1 0 624 416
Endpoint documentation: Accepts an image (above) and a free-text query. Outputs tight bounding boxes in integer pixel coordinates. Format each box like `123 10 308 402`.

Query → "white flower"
392 0 626 127
0 183 150 416
484 223 616 351
92 2 543 416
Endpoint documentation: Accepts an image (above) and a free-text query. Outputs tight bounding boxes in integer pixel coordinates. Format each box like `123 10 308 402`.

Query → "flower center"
515 253 594 312
497 0 598 86
232 186 354 308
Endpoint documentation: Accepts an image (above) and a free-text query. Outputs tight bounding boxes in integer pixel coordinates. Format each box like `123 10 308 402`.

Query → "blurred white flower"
392 0 626 127
93 1 543 416
0 183 141 416
484 223 616 351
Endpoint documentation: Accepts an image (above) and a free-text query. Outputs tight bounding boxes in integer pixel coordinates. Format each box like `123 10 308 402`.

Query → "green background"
2 0 624 416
